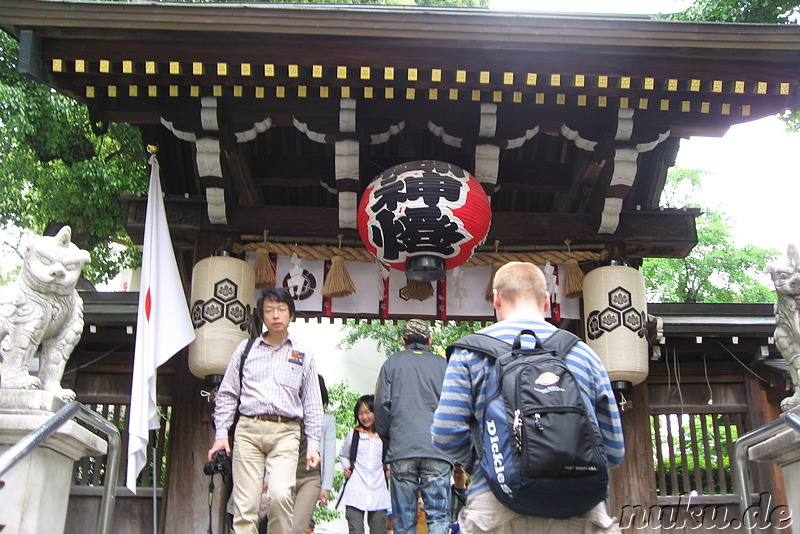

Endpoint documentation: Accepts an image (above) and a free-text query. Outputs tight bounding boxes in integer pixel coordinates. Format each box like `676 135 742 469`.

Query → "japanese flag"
127 155 195 493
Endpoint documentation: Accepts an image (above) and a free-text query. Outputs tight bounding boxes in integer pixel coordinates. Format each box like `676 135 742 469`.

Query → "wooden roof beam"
124 197 699 259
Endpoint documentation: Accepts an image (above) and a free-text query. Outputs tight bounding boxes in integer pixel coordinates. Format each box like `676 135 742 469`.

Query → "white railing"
0 401 121 534
732 412 800 531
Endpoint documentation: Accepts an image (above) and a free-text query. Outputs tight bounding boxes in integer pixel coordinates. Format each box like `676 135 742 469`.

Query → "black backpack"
446 328 609 519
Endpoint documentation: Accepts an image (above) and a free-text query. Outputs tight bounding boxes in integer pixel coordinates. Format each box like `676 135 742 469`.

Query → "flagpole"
152 443 158 534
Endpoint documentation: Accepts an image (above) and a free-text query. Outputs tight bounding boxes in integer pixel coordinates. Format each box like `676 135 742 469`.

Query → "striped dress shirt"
213 333 324 452
431 319 625 498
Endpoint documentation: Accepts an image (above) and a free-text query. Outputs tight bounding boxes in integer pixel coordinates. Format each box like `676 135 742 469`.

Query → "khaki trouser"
459 491 622 534
255 466 321 534
232 416 300 534
292 473 322 534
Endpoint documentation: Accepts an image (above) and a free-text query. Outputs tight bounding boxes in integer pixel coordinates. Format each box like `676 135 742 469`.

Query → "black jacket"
374 343 452 464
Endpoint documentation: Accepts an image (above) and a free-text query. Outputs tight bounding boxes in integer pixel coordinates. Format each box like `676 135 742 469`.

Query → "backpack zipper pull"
534 413 544 431
513 409 523 449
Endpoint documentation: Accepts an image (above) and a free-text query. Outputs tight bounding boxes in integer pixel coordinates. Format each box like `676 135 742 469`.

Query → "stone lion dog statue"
0 226 91 401
766 243 800 412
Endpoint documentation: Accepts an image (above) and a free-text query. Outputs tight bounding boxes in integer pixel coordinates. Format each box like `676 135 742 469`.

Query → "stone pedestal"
0 391 107 534
749 407 800 525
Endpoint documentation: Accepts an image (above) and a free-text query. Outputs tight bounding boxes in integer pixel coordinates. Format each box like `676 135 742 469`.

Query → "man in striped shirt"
209 288 324 534
431 262 625 533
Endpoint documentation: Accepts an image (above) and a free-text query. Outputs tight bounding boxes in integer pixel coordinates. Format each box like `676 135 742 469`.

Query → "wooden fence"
638 361 788 533
65 402 172 534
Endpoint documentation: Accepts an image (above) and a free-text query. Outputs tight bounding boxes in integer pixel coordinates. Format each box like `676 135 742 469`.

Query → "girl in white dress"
339 395 390 534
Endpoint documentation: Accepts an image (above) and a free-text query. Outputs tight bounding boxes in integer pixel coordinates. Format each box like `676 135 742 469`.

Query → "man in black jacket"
375 319 452 534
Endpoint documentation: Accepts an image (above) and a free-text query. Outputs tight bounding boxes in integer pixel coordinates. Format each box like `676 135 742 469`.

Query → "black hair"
403 332 428 345
255 287 296 321
318 374 329 408
353 394 375 426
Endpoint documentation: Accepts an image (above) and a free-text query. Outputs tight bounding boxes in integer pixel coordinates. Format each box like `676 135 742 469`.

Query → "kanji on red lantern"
358 160 491 277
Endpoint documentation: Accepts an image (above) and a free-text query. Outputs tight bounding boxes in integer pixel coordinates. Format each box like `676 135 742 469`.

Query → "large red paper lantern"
357 160 491 281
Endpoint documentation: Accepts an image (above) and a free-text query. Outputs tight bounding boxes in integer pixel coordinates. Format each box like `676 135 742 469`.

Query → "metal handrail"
732 411 800 531
0 401 121 534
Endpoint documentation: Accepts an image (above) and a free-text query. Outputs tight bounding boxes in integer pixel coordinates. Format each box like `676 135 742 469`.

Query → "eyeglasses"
264 306 290 315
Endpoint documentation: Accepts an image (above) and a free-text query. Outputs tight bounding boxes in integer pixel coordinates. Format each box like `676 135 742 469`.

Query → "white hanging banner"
542 261 557 295
445 265 495 317
387 269 437 317
244 250 257 269
245 250 578 321
331 261 382 315
276 254 324 312
538 263 581 321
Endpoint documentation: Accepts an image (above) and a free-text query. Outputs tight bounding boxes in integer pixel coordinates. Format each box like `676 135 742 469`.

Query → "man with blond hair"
431 262 625 533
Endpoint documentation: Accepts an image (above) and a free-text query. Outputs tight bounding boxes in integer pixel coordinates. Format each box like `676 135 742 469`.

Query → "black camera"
203 450 232 476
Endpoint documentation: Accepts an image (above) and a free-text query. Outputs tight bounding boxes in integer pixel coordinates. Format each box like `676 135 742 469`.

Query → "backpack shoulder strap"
336 429 362 510
348 428 360 466
541 329 580 358
446 333 511 361
446 329 581 361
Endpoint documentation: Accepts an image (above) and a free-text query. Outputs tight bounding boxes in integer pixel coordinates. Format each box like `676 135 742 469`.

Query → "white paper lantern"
583 264 648 392
188 254 255 383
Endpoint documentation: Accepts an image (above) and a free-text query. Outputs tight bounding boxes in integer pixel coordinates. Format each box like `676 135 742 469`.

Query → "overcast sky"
674 116 799 252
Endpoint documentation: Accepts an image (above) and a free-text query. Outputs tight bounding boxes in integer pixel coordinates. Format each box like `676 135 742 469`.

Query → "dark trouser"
345 505 387 534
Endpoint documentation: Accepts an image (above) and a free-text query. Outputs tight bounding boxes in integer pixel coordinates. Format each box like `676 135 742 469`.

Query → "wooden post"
608 382 657 526
745 370 786 523
160 351 229 533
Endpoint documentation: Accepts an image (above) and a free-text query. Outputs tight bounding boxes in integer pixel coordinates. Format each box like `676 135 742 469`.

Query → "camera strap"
207 474 216 534
208 475 223 534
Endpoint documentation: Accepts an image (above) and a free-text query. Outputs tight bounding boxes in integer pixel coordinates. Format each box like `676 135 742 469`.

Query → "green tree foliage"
0 32 148 284
640 168 778 303
0 225 24 285
338 319 483 358
668 0 798 23
327 379 364 439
